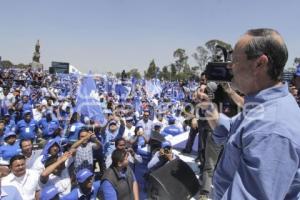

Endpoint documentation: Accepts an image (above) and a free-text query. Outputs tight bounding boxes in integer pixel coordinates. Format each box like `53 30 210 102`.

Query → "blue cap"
22 91 30 96
161 140 172 148
24 110 32 115
143 109 150 113
104 109 112 114
40 186 59 200
153 122 162 129
3 131 16 139
125 116 133 121
76 168 93 183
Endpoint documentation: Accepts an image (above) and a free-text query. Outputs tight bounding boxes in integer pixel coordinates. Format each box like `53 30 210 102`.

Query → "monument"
0 56 2 68
31 40 43 70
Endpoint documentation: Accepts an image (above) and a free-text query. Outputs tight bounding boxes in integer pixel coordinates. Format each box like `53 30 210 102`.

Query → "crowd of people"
0 28 300 200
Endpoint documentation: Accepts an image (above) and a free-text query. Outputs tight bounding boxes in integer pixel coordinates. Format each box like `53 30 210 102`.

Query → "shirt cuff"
212 113 231 144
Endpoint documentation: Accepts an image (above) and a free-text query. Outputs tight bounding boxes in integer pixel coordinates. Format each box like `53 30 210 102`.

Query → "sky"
0 0 299 74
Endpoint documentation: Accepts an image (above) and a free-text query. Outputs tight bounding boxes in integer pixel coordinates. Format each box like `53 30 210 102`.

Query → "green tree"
158 66 170 80
1 60 14 68
205 39 232 61
128 68 142 79
173 48 189 73
176 72 190 81
192 46 210 72
170 64 177 81
115 72 122 79
144 59 159 79
294 57 300 66
16 63 30 68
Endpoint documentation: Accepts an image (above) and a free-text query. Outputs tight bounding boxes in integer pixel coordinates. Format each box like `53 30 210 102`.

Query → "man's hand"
221 82 235 95
194 90 219 129
83 131 94 141
195 91 215 111
159 149 165 156
89 131 97 139
58 151 72 162
127 147 135 156
165 151 173 161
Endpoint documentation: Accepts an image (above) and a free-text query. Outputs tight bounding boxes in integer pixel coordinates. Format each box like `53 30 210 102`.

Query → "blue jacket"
4 120 16 132
67 122 85 142
0 140 21 163
16 119 38 140
38 118 59 138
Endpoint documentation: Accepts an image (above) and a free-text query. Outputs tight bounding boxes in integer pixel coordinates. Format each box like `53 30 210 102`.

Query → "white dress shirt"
2 169 40 200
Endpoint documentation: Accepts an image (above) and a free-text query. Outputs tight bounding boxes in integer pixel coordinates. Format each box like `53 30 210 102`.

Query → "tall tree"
115 72 121 79
144 59 159 79
205 39 232 61
170 64 177 81
294 57 300 66
1 60 14 68
129 68 142 79
192 46 210 72
16 63 30 68
173 48 189 73
158 66 170 80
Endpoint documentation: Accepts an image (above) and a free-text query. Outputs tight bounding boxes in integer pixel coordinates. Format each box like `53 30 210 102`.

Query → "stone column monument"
31 40 43 70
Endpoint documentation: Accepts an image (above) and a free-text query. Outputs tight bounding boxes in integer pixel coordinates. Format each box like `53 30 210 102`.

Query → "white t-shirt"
40 158 72 197
31 155 44 175
32 108 43 122
137 119 153 140
26 149 42 170
2 169 40 200
123 125 135 141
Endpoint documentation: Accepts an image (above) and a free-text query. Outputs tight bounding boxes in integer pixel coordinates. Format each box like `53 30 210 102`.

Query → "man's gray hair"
244 28 288 81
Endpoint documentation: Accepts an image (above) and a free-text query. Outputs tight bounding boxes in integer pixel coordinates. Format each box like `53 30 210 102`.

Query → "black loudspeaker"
148 159 200 200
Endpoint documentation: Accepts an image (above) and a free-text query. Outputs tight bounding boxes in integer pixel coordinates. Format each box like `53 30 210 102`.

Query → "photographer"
147 140 178 172
116 138 142 166
199 28 300 199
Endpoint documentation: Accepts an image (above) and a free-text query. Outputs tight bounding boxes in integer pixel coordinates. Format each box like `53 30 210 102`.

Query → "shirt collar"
244 82 289 105
11 170 28 183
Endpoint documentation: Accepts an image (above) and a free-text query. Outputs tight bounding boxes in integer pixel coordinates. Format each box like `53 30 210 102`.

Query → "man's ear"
256 54 269 68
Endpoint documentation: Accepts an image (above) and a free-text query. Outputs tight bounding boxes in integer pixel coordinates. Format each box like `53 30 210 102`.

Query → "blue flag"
115 83 130 101
75 75 105 124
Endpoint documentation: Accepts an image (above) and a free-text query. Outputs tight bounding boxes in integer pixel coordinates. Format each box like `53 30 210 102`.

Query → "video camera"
205 45 233 82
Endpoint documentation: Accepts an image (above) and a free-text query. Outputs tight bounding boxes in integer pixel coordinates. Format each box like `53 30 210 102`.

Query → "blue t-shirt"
0 140 21 163
38 118 59 137
16 119 38 140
